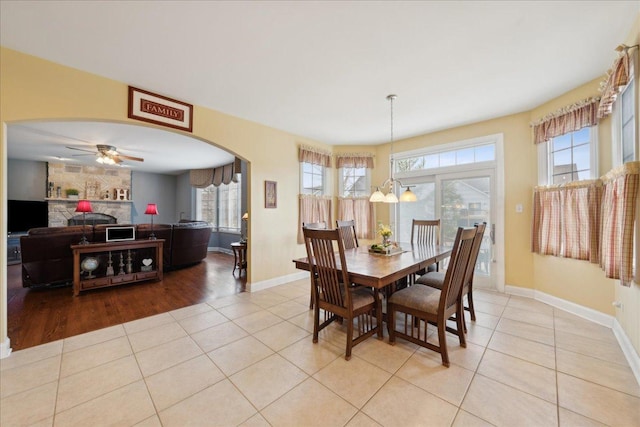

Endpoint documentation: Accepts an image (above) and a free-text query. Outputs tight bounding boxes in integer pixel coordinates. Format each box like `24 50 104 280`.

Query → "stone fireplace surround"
47 163 132 226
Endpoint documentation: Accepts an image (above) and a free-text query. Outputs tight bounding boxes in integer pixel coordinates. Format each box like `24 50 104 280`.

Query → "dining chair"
336 219 358 249
410 219 441 282
387 226 476 367
302 221 328 308
415 222 486 331
302 227 383 360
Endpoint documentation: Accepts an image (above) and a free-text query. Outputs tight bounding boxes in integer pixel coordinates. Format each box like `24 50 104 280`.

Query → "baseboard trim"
505 284 639 387
248 272 307 292
613 319 640 388
0 336 12 359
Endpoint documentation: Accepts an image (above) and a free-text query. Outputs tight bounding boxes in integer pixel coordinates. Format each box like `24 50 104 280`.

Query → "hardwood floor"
7 252 246 351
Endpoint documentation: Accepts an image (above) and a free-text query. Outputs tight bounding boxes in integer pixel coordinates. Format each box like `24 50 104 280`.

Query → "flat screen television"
8 200 49 233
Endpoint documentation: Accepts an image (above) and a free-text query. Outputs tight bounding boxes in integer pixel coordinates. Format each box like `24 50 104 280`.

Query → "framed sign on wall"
128 86 193 132
265 180 277 208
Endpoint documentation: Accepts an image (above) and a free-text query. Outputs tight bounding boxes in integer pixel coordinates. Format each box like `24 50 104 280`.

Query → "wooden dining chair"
336 219 358 249
409 219 441 282
302 221 328 308
387 226 476 367
302 227 383 360
415 222 486 331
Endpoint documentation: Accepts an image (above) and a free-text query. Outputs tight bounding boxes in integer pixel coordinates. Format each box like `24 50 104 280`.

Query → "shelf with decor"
71 239 164 296
45 198 134 203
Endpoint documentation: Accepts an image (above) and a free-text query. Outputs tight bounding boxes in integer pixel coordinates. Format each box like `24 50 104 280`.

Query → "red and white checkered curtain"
531 98 600 145
533 162 640 285
337 197 375 240
532 180 601 261
598 50 631 119
298 195 332 244
600 162 640 285
532 187 562 256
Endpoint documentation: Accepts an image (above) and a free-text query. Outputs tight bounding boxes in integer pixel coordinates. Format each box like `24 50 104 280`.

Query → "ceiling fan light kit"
66 144 144 166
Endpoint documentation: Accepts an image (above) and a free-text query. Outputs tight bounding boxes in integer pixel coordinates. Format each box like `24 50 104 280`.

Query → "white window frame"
338 167 371 197
537 126 598 186
300 162 328 195
612 74 636 167
195 179 242 233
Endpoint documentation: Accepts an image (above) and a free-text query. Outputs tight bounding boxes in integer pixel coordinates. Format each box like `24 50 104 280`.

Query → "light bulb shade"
399 188 417 202
242 212 249 220
369 188 386 202
144 203 159 215
75 200 93 213
384 192 399 203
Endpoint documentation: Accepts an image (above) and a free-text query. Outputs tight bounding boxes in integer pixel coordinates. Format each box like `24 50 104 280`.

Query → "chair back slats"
411 219 440 245
336 220 358 249
303 228 349 308
440 227 476 312
465 223 487 286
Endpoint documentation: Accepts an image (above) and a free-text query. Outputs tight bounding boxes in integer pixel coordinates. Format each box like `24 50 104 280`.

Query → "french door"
396 168 500 290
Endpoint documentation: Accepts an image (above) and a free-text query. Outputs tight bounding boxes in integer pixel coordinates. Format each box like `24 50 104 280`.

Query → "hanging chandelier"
369 94 417 203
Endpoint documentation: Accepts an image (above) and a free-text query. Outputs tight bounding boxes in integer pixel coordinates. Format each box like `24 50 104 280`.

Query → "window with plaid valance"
532 161 640 285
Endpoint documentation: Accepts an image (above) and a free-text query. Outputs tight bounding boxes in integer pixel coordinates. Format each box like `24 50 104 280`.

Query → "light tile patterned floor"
2 280 639 426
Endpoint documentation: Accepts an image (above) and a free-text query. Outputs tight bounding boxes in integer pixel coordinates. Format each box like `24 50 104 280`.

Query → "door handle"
490 223 495 245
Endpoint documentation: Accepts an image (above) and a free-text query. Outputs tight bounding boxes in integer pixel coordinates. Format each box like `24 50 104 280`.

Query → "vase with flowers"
377 222 393 247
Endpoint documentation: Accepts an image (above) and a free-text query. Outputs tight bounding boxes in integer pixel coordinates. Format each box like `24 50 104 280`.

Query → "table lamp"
75 199 93 245
145 203 159 240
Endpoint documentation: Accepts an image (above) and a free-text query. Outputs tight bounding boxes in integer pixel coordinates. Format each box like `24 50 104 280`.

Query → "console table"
71 239 164 296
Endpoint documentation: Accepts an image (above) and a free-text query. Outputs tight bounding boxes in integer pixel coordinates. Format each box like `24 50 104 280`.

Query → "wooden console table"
71 239 164 296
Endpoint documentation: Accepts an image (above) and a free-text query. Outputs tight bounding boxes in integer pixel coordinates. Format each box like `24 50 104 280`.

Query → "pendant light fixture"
369 94 417 203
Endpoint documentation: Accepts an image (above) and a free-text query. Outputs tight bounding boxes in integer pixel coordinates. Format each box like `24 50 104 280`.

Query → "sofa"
20 222 212 288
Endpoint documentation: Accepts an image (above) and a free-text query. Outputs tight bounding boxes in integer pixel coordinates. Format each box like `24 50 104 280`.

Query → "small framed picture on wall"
265 180 277 208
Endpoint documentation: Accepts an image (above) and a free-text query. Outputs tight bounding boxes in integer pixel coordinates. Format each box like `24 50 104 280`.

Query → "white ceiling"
1 1 638 173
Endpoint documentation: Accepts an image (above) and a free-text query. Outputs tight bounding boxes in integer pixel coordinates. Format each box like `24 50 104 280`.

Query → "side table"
231 241 247 276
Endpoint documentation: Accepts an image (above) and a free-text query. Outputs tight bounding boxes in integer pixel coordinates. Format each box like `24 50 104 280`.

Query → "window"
339 167 370 197
538 127 597 185
618 76 636 165
300 162 326 195
395 143 495 173
197 175 242 232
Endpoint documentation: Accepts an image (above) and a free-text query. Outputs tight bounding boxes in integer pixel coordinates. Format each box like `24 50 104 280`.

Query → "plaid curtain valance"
531 98 600 145
598 49 633 119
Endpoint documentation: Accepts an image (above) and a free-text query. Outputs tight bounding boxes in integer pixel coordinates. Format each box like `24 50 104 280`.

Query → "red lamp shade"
75 200 93 213
144 203 159 215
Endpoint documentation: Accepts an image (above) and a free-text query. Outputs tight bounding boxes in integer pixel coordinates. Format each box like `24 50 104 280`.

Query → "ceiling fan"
66 144 144 165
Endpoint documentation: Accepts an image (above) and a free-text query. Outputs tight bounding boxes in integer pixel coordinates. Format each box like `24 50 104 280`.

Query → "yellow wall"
369 112 535 290
0 46 330 289
2 11 639 359
529 78 617 316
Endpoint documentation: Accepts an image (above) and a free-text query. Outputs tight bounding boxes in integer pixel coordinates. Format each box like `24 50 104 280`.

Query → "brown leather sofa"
20 222 212 288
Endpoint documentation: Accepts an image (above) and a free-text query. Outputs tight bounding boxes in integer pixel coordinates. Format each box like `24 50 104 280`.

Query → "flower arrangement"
377 222 393 246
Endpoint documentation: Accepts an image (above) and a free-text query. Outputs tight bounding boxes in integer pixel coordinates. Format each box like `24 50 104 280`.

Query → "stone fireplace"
47 162 133 226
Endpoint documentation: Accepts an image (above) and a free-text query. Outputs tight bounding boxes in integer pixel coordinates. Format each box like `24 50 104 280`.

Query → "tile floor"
1 280 639 426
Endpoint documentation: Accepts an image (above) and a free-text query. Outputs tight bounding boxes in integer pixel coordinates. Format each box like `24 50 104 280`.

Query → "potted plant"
65 188 79 199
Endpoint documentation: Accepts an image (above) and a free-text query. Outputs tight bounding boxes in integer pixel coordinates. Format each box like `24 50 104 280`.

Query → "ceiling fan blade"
116 154 144 162
71 153 95 157
66 146 96 153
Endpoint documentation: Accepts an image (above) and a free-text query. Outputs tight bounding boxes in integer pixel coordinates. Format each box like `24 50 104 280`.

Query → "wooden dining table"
292 243 452 291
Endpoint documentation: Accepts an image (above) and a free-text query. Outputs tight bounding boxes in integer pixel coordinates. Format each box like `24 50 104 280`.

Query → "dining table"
292 243 452 292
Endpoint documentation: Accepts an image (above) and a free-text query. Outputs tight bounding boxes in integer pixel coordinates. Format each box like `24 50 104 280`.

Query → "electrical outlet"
515 204 523 213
